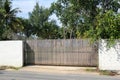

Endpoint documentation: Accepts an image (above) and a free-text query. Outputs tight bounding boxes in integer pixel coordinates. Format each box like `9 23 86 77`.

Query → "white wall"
0 41 23 67
99 40 120 70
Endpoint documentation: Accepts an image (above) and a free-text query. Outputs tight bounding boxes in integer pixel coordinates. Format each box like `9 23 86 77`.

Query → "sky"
12 0 120 26
12 0 56 17
12 0 61 25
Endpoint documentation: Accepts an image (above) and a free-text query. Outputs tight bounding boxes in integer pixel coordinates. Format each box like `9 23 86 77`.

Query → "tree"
29 2 50 37
0 9 4 39
100 0 120 13
19 18 33 38
0 0 22 40
29 2 60 39
51 0 120 39
0 0 5 8
0 0 5 39
86 10 120 46
51 0 100 38
39 20 60 39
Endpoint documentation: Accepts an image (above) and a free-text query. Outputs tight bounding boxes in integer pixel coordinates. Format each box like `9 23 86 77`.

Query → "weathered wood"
24 39 98 66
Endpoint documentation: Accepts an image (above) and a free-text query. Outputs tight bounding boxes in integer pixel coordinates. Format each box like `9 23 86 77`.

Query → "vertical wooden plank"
23 39 97 66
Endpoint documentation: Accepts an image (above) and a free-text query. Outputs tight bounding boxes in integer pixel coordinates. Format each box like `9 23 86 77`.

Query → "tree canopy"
51 0 120 44
0 0 23 40
86 10 120 45
28 2 60 39
0 0 120 42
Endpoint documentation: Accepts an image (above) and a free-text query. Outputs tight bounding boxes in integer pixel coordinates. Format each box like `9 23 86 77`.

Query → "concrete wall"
0 41 23 67
99 40 120 70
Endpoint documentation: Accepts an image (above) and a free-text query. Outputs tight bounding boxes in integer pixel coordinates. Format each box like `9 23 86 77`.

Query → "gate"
24 39 98 66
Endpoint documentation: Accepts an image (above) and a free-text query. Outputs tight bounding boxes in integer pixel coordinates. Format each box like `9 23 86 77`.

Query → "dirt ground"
19 65 98 75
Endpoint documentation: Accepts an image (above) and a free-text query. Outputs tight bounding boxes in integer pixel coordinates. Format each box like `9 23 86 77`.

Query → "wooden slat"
24 39 98 66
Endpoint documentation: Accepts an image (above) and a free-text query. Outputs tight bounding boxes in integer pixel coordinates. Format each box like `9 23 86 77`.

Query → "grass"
0 66 21 70
85 68 117 76
99 70 117 76
86 68 97 72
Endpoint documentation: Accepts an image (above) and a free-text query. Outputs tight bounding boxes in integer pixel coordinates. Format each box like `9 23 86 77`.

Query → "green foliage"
0 0 23 40
29 2 50 37
0 0 120 41
0 0 5 39
29 2 60 39
86 10 120 46
19 18 33 38
50 0 120 46
39 20 60 39
0 0 5 8
51 0 84 38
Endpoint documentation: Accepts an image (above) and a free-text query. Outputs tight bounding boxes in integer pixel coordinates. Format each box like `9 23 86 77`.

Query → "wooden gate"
24 39 98 66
